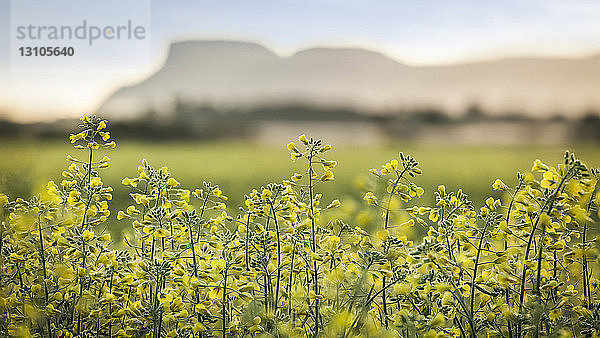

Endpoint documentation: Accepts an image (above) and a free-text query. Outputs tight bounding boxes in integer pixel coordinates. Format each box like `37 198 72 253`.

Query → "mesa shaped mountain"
99 40 600 118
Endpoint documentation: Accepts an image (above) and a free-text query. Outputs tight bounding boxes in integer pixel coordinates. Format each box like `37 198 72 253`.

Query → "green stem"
582 179 598 310
380 170 405 328
307 149 320 335
269 201 282 315
36 213 51 325
77 146 94 335
504 181 521 338
468 221 491 337
245 214 251 271
288 237 297 319
222 265 228 336
196 194 210 243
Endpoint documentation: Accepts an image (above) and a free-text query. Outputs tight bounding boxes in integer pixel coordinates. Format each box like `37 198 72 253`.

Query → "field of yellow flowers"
1 115 600 337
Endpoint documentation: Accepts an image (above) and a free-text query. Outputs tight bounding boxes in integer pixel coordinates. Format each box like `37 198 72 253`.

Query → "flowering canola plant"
1 115 600 337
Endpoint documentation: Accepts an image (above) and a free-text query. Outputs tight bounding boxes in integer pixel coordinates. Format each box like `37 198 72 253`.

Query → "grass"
1 138 600 235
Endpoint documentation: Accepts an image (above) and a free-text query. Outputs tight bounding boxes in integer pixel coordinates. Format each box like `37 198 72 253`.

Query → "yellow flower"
117 210 129 220
541 170 557 189
429 211 439 222
99 233 111 242
549 240 566 251
90 177 103 189
363 192 377 206
82 230 94 241
532 159 549 172
166 177 180 188
492 179 506 191
69 130 87 143
430 313 445 327
480 207 489 217
299 134 308 144
97 120 107 130
192 321 206 333
261 188 272 199
320 170 334 182
249 316 263 333
321 160 337 170
326 199 341 209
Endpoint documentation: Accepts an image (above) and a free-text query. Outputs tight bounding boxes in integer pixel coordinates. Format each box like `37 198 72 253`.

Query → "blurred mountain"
99 40 600 119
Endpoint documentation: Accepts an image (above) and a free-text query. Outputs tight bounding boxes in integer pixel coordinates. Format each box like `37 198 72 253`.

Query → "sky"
2 0 600 121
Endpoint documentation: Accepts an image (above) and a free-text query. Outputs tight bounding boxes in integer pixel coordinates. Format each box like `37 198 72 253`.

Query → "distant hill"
99 40 600 119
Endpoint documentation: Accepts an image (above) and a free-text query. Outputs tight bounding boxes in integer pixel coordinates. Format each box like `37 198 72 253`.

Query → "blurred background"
1 0 600 235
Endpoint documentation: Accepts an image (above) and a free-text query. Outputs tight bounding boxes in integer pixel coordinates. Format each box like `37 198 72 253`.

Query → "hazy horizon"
2 0 600 121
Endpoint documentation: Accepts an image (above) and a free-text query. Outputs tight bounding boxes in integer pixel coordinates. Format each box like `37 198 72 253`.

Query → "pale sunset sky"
1 0 600 121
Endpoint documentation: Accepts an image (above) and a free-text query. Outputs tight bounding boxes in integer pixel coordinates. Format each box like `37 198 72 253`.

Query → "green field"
2 138 600 236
